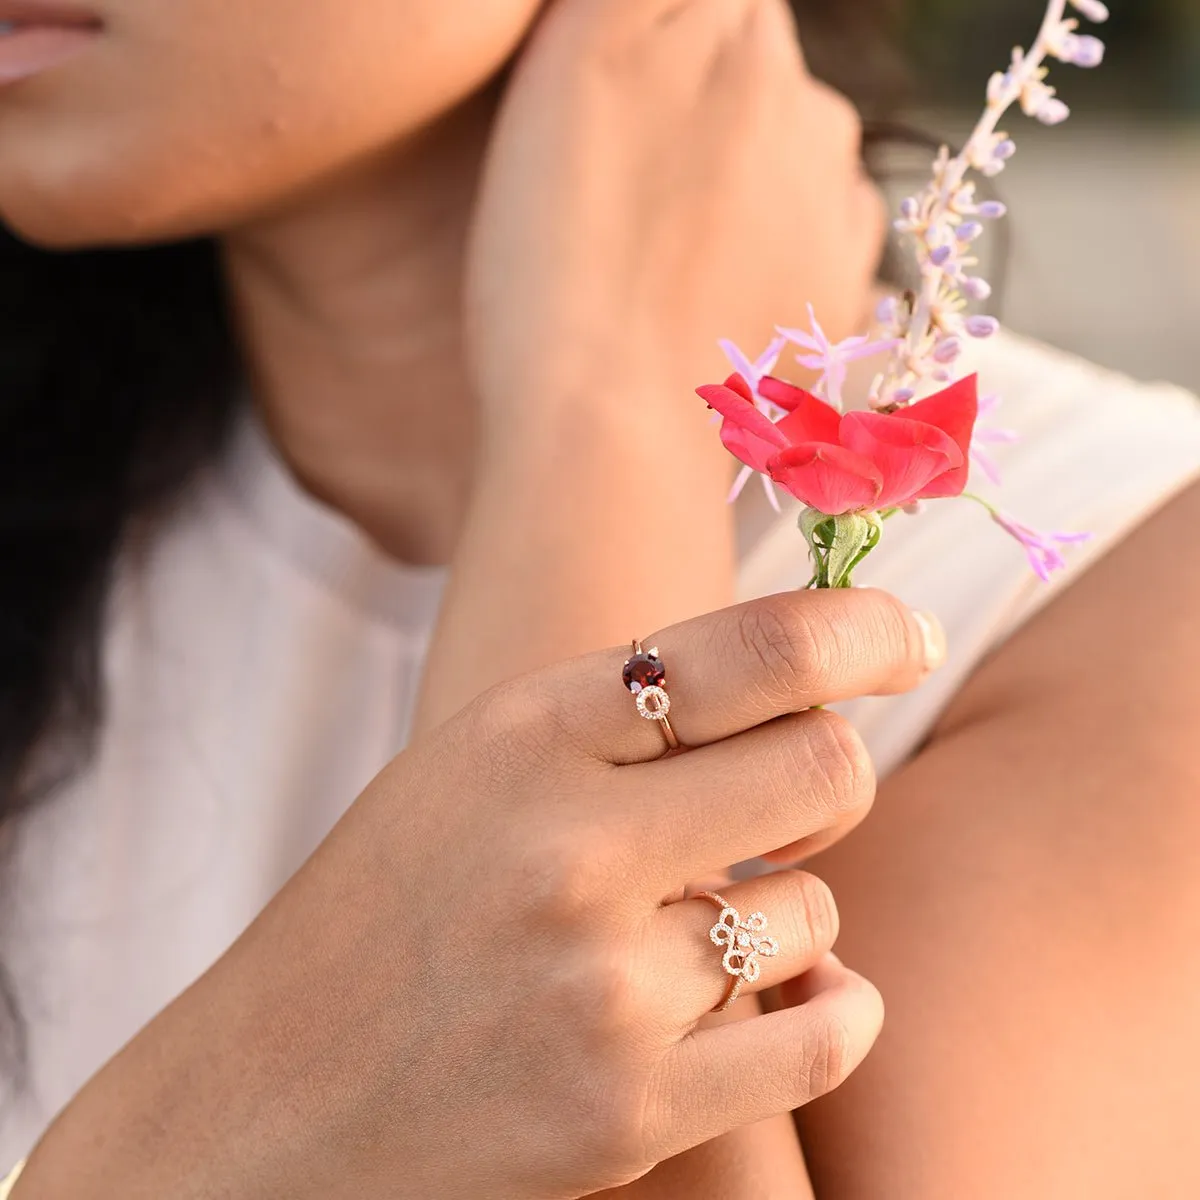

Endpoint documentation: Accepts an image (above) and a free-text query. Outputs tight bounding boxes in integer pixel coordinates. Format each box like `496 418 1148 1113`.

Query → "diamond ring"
622 640 680 751
694 891 781 1011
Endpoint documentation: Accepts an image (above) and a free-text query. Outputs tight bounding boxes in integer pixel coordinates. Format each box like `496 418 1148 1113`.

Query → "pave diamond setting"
708 906 780 985
634 685 671 721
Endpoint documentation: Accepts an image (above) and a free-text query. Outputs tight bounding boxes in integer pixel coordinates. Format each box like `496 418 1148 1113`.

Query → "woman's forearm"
411 387 739 732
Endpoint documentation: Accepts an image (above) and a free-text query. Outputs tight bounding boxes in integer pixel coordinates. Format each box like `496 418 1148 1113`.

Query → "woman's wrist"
415 377 738 731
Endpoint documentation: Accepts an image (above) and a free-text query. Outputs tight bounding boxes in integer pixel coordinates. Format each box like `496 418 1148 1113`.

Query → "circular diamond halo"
635 685 671 721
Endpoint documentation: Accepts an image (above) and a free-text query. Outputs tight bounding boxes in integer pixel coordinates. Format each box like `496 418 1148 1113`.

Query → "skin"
4 0 1200 1196
4 0 893 1195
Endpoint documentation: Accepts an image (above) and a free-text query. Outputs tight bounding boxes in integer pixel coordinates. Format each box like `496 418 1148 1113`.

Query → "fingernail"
913 610 947 673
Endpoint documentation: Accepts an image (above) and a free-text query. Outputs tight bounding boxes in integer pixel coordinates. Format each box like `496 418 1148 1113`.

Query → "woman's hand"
24 588 941 1200
466 0 887 431
421 0 890 727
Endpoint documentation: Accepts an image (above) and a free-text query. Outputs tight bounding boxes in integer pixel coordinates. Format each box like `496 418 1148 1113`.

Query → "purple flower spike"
966 315 1001 339
977 201 1008 220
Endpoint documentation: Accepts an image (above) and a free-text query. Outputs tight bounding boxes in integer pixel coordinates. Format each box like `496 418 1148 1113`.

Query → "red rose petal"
722 372 755 403
839 411 961 509
767 443 883 515
903 374 980 499
697 381 788 475
760 380 842 445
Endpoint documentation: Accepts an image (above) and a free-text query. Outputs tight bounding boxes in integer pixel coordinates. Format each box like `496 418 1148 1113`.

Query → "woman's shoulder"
734 330 1200 776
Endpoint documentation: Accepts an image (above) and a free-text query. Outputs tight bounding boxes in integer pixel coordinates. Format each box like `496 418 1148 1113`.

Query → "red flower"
697 373 980 515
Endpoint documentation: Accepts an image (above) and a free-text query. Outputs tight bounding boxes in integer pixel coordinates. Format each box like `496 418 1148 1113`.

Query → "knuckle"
802 710 876 815
514 836 615 923
736 598 829 697
800 1011 854 1100
467 675 570 783
816 77 865 148
542 943 641 1043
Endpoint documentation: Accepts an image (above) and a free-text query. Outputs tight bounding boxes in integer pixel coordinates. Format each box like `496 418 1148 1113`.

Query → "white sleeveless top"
1 331 1198 1160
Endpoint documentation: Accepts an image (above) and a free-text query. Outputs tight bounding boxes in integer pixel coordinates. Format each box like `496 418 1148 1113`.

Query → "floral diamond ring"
694 891 781 1011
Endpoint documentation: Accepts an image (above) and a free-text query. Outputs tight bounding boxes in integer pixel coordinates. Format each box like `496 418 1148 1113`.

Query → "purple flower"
957 221 984 242
992 511 1091 581
777 305 899 411
969 394 1020 484
929 244 954 267
977 201 1008 220
718 336 788 509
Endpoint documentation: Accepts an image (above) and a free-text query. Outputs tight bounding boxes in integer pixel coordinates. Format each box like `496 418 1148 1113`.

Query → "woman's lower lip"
0 23 99 84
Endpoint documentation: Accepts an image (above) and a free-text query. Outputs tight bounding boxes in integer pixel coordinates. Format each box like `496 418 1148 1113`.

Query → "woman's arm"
408 4 894 1191
793 478 1200 1197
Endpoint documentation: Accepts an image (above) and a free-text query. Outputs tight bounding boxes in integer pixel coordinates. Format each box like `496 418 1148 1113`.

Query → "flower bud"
966 315 1000 339
977 201 1008 220
929 244 954 268
993 139 1017 161
962 277 993 301
933 337 963 363
1067 35 1105 67
957 222 984 243
1070 0 1110 22
1037 98 1071 126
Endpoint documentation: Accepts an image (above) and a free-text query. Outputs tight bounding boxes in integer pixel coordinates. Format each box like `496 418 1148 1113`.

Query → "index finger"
546 588 944 765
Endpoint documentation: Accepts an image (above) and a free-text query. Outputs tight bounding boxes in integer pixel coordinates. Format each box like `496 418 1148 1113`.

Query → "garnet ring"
622 641 680 751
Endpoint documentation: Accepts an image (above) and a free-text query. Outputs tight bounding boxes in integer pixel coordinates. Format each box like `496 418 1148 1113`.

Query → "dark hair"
0 0 908 1064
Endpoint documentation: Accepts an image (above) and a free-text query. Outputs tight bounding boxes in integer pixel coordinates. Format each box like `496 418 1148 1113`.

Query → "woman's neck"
221 95 494 566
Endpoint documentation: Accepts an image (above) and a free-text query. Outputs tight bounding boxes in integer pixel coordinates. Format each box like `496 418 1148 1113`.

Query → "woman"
1 0 1198 1195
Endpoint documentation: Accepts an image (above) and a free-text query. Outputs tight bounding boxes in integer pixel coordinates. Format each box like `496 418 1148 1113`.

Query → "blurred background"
826 0 1200 392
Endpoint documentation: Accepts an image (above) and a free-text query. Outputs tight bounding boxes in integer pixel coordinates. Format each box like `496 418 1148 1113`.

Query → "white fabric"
1 331 1198 1160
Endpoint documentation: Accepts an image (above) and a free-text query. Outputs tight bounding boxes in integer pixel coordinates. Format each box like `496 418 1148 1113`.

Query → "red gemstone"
623 652 665 694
